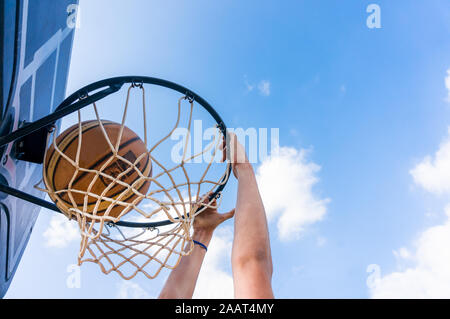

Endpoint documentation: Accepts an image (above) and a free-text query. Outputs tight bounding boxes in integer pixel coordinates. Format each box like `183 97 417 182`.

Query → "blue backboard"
0 0 77 297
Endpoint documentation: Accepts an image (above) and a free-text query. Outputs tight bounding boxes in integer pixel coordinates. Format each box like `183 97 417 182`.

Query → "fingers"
221 134 228 163
199 191 217 206
223 131 248 165
221 208 235 221
221 131 238 163
221 139 227 162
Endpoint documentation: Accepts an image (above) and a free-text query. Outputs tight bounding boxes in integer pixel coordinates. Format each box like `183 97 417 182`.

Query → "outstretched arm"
158 195 234 299
225 132 274 299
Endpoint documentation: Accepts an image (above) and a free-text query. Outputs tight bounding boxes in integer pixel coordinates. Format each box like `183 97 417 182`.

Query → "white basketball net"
37 84 230 279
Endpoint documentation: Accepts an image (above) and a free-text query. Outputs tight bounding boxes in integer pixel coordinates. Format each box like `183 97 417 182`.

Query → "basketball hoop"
0 76 231 279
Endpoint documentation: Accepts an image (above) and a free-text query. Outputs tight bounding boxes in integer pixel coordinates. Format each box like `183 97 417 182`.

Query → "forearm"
158 229 213 299
232 164 272 273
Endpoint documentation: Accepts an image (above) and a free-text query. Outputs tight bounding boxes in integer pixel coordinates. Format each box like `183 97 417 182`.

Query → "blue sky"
5 0 450 298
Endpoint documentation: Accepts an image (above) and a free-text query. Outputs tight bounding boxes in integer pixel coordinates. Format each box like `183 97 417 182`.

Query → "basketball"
43 120 152 220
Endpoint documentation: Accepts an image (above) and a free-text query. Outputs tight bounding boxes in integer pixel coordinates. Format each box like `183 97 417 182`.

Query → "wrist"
193 228 214 244
234 162 253 179
193 240 208 252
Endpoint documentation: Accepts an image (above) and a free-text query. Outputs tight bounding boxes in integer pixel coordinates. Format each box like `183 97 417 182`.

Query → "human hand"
194 193 234 233
222 131 251 179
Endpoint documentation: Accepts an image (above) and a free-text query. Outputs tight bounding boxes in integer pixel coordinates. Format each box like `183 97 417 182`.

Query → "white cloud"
410 128 450 195
244 74 254 92
116 280 151 299
371 113 450 297
370 204 450 298
445 69 450 102
193 227 234 298
256 146 329 241
393 247 411 261
245 81 255 92
244 76 271 97
258 80 271 96
43 214 79 248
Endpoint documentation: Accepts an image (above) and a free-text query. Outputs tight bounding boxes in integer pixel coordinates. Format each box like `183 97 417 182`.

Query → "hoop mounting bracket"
14 122 55 164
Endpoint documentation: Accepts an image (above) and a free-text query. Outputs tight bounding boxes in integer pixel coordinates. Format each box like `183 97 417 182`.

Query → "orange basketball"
43 120 152 220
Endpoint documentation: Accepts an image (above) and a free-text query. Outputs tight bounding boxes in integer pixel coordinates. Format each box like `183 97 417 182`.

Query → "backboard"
0 0 77 297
